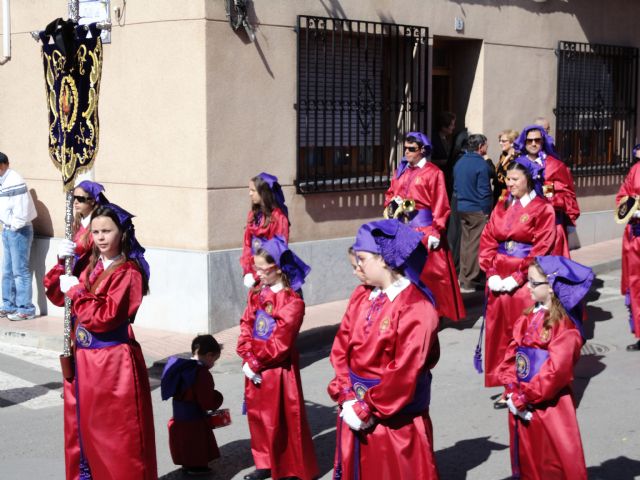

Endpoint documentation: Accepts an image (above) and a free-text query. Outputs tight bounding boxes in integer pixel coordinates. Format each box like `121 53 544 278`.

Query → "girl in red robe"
161 334 224 476
478 159 556 397
384 131 466 321
328 219 440 479
237 236 318 480
513 125 580 258
45 203 157 480
616 146 640 351
498 256 593 480
240 173 290 289
44 181 108 480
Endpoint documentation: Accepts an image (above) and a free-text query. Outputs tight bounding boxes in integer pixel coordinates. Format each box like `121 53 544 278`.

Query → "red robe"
385 161 466 320
43 225 94 480
616 162 640 338
167 365 224 467
239 208 289 276
236 285 318 480
328 283 440 479
46 260 157 480
497 310 587 480
544 155 580 258
479 195 556 386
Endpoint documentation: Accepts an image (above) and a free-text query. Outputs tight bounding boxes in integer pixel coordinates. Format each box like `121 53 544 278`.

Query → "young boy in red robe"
161 334 224 476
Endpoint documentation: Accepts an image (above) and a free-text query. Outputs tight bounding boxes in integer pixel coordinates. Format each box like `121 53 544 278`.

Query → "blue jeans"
2 225 35 315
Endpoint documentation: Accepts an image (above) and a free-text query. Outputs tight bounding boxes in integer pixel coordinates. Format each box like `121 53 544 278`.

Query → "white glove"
487 275 503 292
505 394 519 415
507 394 533 421
427 235 440 250
242 363 262 385
57 239 76 259
243 273 256 289
518 409 533 421
60 274 80 293
633 211 640 218
340 399 365 431
501 276 519 292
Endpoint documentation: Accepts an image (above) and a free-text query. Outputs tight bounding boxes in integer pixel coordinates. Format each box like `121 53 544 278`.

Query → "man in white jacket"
0 152 37 320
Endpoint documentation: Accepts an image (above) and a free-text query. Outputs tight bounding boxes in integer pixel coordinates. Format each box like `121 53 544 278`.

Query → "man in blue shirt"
453 134 493 292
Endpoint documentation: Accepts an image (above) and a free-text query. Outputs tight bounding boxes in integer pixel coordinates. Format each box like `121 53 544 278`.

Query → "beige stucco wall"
1 0 639 252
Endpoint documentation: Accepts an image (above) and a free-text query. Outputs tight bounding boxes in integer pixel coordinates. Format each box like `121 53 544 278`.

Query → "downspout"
0 0 10 65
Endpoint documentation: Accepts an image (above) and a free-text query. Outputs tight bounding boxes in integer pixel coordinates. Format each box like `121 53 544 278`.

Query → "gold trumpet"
394 199 416 222
383 197 402 219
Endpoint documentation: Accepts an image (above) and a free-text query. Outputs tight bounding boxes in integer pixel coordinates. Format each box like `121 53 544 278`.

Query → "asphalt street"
0 268 639 479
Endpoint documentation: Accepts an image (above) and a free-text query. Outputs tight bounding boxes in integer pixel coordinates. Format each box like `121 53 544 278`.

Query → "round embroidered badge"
515 351 530 380
255 313 269 337
519 214 530 223
353 382 367 401
75 326 92 348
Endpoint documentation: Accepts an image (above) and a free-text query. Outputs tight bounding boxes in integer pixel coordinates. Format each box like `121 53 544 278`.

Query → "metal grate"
296 16 428 193
555 41 638 177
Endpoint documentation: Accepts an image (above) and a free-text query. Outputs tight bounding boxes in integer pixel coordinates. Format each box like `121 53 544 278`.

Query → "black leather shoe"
626 340 640 351
243 469 271 480
493 398 508 409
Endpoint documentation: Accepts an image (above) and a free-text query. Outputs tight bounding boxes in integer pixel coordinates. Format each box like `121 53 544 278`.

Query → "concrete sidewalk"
0 237 623 365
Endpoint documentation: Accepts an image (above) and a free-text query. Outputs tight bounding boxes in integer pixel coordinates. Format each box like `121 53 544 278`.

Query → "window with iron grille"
296 16 428 193
556 41 638 176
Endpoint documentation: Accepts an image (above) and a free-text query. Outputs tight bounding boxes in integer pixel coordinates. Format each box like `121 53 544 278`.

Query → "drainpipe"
0 0 10 65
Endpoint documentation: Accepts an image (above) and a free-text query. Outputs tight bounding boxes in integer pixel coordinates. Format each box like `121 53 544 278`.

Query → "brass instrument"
383 197 416 223
615 195 640 224
496 147 518 185
383 197 402 219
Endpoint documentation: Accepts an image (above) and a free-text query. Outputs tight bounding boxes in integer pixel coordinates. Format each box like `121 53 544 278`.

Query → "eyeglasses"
404 146 420 152
527 279 549 287
355 255 375 269
525 138 542 145
253 264 277 274
73 195 91 203
498 138 510 143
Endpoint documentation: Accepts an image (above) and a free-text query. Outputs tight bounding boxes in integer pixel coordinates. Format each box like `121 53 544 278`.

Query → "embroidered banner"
40 19 102 191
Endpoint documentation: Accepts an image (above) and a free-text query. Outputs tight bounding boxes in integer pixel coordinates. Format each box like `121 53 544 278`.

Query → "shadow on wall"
30 188 53 316
450 0 632 46
303 190 386 222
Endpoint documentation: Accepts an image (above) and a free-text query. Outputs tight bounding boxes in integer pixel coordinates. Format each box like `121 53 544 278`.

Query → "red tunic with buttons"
45 259 157 480
328 283 441 479
544 155 580 257
616 162 640 338
385 162 466 320
497 309 587 480
167 365 224 467
239 208 289 277
236 285 318 480
479 195 556 386
43 223 95 480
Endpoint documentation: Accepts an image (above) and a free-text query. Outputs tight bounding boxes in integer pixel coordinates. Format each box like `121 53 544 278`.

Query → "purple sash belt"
252 309 276 340
497 240 532 258
173 400 205 422
515 346 549 382
348 368 432 414
407 209 433 228
75 323 129 349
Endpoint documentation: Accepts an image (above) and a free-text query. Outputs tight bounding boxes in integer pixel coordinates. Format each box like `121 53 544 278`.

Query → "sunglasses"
527 279 549 287
73 195 91 203
525 138 542 144
404 146 420 152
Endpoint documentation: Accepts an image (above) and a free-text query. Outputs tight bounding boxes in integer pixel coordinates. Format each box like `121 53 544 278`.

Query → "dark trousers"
458 211 488 288
447 194 461 272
